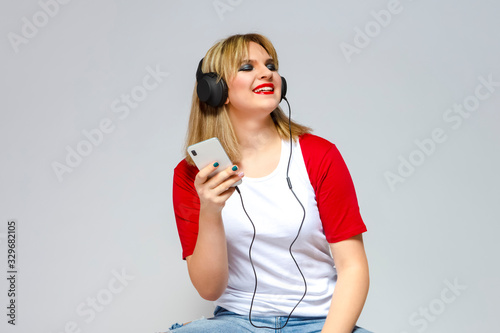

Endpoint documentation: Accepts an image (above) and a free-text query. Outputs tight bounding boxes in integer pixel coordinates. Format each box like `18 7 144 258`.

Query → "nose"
258 64 273 80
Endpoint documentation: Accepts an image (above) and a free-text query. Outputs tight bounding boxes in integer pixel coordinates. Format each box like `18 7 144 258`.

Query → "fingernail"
232 165 238 171
213 162 219 167
238 172 244 178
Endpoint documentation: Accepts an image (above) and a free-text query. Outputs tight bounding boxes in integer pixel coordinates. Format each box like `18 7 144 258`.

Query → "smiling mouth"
253 84 274 94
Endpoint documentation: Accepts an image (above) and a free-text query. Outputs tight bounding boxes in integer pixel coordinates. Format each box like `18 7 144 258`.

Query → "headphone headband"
195 59 204 82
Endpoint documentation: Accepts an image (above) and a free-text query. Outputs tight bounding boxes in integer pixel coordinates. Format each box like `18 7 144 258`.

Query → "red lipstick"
252 83 275 95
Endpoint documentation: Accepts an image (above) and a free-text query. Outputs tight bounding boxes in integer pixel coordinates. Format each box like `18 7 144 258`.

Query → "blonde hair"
184 33 311 165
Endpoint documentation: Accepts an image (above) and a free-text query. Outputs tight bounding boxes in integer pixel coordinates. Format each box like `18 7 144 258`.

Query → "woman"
170 33 372 332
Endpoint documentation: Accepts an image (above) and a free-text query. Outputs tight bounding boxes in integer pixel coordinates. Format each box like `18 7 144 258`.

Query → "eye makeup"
237 59 277 72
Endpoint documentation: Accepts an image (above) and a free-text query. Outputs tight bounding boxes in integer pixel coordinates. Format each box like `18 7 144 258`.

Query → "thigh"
164 309 373 333
166 318 249 333
282 319 372 333
165 307 254 333
281 316 326 333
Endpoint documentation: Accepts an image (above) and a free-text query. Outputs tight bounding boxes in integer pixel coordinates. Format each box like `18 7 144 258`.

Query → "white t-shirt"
173 134 367 318
217 139 335 317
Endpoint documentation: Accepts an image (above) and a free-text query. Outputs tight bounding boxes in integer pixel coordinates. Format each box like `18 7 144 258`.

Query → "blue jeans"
164 306 373 332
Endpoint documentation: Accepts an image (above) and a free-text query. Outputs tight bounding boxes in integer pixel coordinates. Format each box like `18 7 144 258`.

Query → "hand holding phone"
187 137 242 187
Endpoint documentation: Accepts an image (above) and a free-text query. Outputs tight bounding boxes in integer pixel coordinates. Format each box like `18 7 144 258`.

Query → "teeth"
254 87 273 92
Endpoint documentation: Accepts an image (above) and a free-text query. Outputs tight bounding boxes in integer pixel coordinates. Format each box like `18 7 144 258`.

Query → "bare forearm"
187 209 229 301
322 265 369 333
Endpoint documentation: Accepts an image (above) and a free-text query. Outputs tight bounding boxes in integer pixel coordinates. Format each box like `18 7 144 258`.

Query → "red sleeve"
299 134 367 243
172 159 200 259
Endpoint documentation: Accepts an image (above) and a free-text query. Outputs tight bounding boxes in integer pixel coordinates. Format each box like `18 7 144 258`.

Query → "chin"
259 96 280 108
258 103 280 114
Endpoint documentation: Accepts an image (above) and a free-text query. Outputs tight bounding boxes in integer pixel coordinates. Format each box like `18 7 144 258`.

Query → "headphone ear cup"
210 75 228 107
197 73 228 107
280 76 287 101
196 59 228 108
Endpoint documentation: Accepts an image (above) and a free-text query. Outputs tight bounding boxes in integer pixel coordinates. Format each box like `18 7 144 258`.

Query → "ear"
225 96 230 105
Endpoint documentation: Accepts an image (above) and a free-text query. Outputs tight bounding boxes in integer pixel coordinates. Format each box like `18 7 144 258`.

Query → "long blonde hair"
184 33 311 165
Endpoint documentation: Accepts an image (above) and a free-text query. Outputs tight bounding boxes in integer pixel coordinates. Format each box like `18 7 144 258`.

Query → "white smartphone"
187 137 242 186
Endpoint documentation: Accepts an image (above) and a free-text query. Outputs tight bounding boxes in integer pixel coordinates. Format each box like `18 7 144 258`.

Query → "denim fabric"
163 306 373 332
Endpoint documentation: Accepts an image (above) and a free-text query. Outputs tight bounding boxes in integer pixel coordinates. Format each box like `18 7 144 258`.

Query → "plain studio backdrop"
1 0 499 332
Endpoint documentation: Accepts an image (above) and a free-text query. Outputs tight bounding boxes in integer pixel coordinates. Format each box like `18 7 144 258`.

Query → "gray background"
1 0 499 332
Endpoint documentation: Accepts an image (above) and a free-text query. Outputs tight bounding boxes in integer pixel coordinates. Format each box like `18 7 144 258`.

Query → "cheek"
230 77 250 91
274 76 282 90
228 77 251 100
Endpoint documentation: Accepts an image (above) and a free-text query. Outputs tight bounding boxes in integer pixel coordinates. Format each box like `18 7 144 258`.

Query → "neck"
229 113 280 151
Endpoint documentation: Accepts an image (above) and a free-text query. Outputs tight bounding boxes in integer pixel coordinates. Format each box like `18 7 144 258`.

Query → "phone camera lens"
191 150 197 156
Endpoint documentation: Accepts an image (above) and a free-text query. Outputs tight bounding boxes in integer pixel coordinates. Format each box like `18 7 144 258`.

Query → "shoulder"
299 133 338 164
299 133 332 145
299 133 335 153
173 159 198 188
174 159 198 176
298 134 351 190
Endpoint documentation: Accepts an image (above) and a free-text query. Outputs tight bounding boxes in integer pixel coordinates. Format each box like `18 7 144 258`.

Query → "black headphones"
196 58 287 108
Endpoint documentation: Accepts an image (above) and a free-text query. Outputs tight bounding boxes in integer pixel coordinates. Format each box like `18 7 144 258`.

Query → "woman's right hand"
188 162 242 300
194 162 244 213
